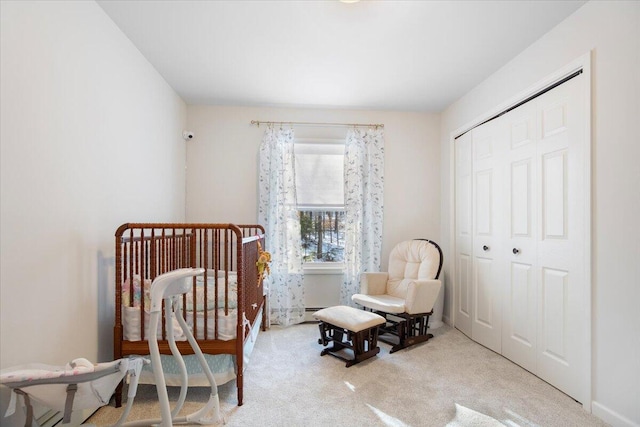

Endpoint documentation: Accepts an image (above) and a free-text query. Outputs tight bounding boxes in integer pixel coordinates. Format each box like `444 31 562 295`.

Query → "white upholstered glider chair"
351 239 443 353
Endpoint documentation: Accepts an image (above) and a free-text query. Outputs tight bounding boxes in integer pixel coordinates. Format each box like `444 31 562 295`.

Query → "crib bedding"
122 273 240 341
114 223 267 407
122 271 238 310
122 306 240 341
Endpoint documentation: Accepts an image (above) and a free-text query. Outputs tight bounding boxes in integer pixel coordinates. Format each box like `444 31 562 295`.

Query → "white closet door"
454 72 588 404
535 76 587 403
502 101 539 373
454 132 473 337
471 120 505 353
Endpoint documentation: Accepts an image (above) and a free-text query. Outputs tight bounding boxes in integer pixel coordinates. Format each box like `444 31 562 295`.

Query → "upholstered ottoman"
313 306 386 367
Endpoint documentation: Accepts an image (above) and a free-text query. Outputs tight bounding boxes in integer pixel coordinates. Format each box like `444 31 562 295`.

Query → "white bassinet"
0 357 145 427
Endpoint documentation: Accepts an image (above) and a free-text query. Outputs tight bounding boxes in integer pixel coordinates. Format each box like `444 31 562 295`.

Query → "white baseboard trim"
592 401 639 427
442 314 451 326
430 319 444 329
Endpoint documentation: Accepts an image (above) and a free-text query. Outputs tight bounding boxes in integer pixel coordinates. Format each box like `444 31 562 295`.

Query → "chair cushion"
351 294 406 314
387 240 440 298
386 279 414 300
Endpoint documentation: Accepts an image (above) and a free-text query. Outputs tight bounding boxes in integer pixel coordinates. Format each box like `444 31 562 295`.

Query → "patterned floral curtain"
341 127 385 305
258 126 305 326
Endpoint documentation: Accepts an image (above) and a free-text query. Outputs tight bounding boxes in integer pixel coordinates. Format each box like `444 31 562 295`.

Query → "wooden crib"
113 223 266 407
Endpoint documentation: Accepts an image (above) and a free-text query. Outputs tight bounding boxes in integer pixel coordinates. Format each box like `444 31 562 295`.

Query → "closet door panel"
509 262 534 343
536 76 586 404
457 255 472 320
542 150 568 240
511 160 532 236
474 257 494 326
475 170 493 235
471 121 504 353
507 261 536 371
540 267 569 362
502 105 538 373
454 132 473 337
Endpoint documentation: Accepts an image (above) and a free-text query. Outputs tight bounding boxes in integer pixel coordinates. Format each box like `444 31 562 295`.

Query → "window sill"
303 263 345 275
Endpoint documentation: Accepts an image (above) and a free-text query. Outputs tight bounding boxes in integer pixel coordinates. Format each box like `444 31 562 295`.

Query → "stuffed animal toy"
256 241 271 280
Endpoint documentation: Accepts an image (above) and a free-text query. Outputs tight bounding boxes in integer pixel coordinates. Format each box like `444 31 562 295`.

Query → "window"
295 140 345 263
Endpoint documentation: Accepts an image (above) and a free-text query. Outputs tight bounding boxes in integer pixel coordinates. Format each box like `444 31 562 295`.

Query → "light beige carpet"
89 323 608 426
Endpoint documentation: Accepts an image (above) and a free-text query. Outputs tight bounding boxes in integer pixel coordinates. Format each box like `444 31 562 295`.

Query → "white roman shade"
294 142 345 210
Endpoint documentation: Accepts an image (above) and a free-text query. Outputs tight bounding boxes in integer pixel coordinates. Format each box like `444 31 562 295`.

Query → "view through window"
300 210 345 262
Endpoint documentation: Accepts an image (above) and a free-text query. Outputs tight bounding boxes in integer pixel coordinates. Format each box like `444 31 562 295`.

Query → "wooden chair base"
381 332 434 353
376 310 435 353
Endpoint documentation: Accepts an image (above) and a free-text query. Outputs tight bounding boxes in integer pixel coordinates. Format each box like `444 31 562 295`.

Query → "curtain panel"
258 126 305 326
341 127 385 306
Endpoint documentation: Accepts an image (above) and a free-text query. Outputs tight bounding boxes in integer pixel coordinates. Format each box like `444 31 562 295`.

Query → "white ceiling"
97 0 586 112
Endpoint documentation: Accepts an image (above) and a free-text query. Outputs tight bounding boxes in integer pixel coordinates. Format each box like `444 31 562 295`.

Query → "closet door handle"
482 245 489 251
512 248 520 254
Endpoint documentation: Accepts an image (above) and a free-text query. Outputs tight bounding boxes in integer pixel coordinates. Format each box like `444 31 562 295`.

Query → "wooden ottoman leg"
347 328 381 367
320 327 349 356
318 322 329 346
368 325 380 350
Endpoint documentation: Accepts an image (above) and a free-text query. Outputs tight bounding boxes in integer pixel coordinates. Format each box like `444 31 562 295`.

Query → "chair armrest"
360 272 389 295
405 279 442 315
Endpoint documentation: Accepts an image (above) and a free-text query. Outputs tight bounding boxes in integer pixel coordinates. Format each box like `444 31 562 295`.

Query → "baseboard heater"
304 307 326 322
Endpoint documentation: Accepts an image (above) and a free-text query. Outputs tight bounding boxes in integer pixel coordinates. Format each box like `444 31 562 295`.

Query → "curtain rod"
250 120 384 129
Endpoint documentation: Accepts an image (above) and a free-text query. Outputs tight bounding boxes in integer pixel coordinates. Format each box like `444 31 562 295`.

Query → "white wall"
439 1 640 426
186 105 441 267
0 0 187 377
